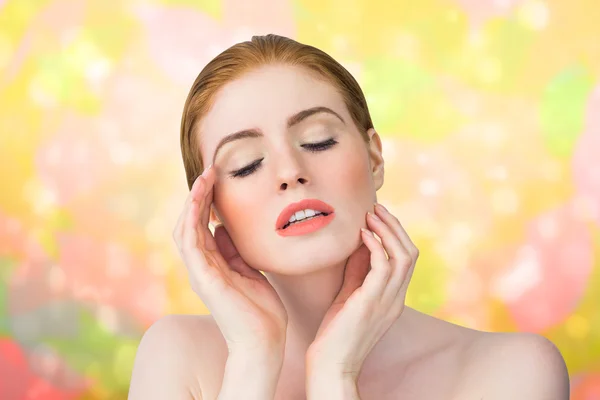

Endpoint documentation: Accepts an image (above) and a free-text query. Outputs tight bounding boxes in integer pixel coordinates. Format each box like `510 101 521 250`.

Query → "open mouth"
281 212 330 230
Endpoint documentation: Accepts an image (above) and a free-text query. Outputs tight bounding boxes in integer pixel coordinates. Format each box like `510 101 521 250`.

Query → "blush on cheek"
332 153 375 230
215 186 263 233
338 155 372 194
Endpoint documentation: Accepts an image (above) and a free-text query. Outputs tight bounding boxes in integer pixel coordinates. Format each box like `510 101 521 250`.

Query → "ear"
366 128 385 191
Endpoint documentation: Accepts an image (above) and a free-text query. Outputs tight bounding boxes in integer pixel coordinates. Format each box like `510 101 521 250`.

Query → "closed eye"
229 138 339 178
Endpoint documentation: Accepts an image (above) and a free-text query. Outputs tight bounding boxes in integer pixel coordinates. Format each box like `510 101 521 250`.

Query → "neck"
264 257 347 355
263 262 435 377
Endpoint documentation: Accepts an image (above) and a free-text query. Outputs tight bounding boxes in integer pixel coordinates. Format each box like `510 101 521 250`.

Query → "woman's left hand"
305 203 419 387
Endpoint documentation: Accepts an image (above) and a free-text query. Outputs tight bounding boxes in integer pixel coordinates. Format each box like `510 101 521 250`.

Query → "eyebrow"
211 106 345 163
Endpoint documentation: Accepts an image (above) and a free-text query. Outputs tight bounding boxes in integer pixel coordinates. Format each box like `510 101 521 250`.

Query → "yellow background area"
0 0 598 398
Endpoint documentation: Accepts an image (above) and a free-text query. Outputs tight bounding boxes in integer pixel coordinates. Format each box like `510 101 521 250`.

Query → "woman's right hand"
172 164 288 355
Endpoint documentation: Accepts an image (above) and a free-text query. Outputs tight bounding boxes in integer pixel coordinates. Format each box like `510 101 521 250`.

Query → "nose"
280 175 308 191
275 150 309 191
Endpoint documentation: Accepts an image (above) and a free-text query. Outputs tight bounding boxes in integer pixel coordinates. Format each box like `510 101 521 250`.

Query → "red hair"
180 34 374 189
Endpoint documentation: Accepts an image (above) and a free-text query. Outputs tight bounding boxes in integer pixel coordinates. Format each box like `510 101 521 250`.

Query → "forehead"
198 64 346 158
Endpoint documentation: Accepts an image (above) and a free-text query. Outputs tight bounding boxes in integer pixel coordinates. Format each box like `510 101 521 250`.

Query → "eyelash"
230 138 339 178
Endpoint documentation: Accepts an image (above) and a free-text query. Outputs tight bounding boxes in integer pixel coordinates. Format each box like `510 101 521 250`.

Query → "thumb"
334 243 371 304
213 225 266 281
213 224 239 262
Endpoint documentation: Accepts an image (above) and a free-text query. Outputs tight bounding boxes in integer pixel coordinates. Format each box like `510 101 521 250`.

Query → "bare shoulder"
128 314 228 400
453 331 570 400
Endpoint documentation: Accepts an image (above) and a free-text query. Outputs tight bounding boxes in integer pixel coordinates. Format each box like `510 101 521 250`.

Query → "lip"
276 198 335 232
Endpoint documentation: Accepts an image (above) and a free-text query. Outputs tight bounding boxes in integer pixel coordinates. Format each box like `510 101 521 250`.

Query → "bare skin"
130 306 569 400
129 64 569 399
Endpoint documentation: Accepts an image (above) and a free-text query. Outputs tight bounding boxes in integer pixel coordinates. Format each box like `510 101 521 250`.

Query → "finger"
374 203 419 259
192 167 219 253
181 194 229 295
382 259 413 309
213 225 266 281
357 228 391 301
173 199 189 248
182 190 202 254
397 259 416 300
182 166 214 253
199 165 216 228
214 224 241 262
173 174 204 246
366 212 412 305
366 212 408 263
181 194 210 278
373 204 419 301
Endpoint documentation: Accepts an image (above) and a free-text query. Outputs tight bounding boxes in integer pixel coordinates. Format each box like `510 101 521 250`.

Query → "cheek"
331 150 372 196
214 183 264 229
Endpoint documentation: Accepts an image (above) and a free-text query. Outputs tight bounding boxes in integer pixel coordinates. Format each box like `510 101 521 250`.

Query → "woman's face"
198 64 384 274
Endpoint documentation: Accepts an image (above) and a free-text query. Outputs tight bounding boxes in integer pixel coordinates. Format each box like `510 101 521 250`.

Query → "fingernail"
361 228 374 236
192 174 202 189
202 164 213 177
368 212 381 221
375 203 387 212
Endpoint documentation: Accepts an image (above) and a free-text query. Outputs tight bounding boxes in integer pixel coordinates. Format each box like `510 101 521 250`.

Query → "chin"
263 233 361 275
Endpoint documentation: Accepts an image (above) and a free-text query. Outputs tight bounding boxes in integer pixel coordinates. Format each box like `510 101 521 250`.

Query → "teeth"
294 210 306 221
290 209 319 223
284 208 326 228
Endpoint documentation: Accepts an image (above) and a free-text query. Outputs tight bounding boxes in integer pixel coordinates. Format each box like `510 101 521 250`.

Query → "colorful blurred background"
1 0 599 398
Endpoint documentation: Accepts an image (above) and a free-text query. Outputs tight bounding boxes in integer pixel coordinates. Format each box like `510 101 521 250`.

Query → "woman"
128 34 569 400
